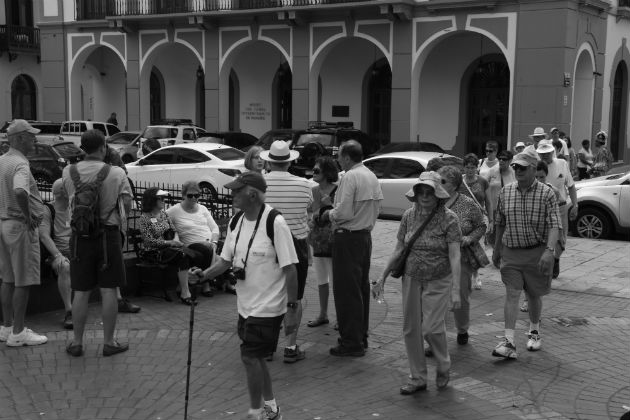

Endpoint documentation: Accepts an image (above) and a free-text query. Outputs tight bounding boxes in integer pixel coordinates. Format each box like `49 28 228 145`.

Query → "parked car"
372 141 445 156
107 131 141 163
136 123 208 158
195 131 258 151
256 129 307 150
126 143 245 201
1 120 63 144
363 151 457 218
290 121 379 178
0 141 84 183
54 120 121 145
569 171 630 240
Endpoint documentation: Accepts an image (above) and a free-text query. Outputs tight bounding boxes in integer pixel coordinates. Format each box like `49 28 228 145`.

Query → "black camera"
233 267 246 281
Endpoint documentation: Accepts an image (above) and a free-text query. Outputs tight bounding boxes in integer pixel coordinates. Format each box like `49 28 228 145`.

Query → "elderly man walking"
261 141 313 363
320 140 383 357
491 147 561 359
0 120 48 347
193 172 298 420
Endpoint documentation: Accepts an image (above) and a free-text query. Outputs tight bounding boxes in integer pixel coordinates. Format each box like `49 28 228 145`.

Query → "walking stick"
184 281 199 420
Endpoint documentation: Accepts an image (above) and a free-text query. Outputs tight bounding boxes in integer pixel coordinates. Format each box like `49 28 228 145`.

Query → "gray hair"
437 165 463 189
181 180 200 196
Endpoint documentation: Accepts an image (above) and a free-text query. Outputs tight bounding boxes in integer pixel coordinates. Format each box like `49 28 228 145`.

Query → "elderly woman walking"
373 171 461 394
437 166 488 345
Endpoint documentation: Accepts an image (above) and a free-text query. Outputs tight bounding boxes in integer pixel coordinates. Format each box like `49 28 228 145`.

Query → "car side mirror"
137 159 145 166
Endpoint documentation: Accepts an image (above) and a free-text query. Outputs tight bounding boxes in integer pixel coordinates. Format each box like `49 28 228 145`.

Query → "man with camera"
190 171 298 420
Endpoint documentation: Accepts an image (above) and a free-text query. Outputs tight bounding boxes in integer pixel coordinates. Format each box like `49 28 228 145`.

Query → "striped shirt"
0 149 44 222
495 180 561 249
264 171 314 239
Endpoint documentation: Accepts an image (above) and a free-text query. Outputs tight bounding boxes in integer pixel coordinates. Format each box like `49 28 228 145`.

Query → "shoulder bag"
390 207 438 278
307 186 338 257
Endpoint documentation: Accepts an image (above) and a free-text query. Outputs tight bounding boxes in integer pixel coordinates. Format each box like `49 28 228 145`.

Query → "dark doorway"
366 58 392 146
8 0 34 26
611 61 628 162
150 68 164 124
229 70 240 131
272 62 292 129
196 66 205 128
11 74 36 120
467 60 510 156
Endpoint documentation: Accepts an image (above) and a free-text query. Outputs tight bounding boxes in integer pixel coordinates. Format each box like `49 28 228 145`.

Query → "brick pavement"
1 220 629 420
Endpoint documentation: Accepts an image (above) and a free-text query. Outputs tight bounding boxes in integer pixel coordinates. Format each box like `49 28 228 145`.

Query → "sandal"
180 296 197 306
520 301 528 312
307 318 329 328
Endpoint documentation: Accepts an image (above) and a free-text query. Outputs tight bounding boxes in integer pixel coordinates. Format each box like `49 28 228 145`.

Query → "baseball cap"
511 147 539 167
224 171 267 193
7 119 40 136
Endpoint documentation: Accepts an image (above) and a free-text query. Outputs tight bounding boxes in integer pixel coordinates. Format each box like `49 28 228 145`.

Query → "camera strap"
233 204 265 268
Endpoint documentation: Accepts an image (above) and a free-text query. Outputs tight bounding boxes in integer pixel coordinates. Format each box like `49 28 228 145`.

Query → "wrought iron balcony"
76 0 371 20
0 25 40 59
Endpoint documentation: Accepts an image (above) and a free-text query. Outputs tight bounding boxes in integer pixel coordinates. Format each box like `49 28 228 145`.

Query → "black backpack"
229 208 281 247
69 163 111 239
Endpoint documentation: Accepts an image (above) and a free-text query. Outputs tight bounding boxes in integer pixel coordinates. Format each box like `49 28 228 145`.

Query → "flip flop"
307 318 329 328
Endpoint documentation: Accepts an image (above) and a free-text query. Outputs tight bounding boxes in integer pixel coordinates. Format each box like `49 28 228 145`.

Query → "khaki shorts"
500 245 551 297
0 219 41 287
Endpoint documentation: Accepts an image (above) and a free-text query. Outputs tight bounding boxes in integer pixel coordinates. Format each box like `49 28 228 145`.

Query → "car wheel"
199 182 218 210
575 207 611 240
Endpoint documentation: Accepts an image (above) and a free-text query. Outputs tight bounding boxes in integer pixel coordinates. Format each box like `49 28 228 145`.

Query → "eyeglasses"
485 149 496 153
186 194 200 199
312 168 321 174
511 164 529 172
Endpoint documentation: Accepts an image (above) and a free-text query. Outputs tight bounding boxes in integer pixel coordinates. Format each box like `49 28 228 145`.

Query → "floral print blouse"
138 210 174 252
397 205 462 282
445 193 487 267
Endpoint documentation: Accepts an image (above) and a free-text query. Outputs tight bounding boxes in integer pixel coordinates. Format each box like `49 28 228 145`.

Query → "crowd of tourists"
0 119 617 420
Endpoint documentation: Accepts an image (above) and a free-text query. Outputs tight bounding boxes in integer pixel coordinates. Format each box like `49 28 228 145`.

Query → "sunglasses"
312 168 321 174
498 157 510 162
511 164 529 172
486 149 496 153
186 194 200 199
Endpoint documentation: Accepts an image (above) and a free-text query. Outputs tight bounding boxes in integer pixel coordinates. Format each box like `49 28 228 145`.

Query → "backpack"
229 208 281 248
69 163 111 239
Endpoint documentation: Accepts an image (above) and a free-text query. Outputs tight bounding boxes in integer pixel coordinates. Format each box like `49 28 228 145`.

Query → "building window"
11 74 36 120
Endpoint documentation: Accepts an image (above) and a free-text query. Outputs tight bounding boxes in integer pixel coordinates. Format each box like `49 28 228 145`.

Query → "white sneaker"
492 337 518 359
0 325 12 342
6 328 48 347
526 330 541 351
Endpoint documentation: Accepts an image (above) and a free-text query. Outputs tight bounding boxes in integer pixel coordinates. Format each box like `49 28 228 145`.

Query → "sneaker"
6 328 48 347
283 345 305 364
492 337 517 359
103 341 129 357
457 332 469 345
263 405 283 420
552 259 560 279
0 325 12 342
520 300 529 312
473 277 482 290
63 311 73 330
436 370 450 389
526 330 541 351
118 298 141 313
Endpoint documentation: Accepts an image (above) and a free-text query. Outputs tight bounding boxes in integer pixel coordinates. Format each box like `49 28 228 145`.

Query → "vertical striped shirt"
495 180 561 248
264 171 314 239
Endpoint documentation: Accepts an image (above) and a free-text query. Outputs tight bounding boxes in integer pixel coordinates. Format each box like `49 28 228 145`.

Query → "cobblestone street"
1 220 628 420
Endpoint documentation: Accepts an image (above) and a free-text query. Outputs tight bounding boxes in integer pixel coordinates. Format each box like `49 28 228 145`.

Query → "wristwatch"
545 246 555 253
287 302 298 309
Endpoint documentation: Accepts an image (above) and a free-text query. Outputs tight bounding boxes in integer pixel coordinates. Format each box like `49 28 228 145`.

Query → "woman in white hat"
374 171 461 394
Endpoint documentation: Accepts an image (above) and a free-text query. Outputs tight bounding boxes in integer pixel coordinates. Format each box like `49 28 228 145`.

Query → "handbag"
307 186 337 258
390 207 438 278
463 242 490 270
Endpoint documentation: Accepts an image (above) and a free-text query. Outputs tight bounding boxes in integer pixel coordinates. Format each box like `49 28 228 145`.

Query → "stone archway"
572 47 595 143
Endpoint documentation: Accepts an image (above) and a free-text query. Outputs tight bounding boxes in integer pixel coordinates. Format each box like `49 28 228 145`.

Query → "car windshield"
208 148 244 161
143 127 177 139
108 133 137 144
53 143 83 157
296 133 334 147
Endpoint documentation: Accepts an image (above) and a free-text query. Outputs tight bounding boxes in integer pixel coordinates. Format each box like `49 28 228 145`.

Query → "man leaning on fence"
62 129 133 357
0 119 48 347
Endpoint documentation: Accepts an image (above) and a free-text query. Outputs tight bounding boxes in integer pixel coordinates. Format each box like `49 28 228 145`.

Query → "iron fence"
38 180 236 254
0 25 40 53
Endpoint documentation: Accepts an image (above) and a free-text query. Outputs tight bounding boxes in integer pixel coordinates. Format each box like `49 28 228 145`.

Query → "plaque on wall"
332 106 349 118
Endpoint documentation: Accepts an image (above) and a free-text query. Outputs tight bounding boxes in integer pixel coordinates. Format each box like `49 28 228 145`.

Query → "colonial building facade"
3 0 630 162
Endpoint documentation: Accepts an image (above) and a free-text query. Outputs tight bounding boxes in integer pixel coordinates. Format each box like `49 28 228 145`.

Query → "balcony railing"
76 0 370 19
0 25 40 54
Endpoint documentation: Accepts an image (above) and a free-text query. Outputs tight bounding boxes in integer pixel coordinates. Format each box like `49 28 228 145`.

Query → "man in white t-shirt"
192 171 298 420
536 140 578 279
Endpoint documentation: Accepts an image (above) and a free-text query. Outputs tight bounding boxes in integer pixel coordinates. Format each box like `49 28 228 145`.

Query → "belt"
334 228 370 234
558 201 567 206
507 243 543 250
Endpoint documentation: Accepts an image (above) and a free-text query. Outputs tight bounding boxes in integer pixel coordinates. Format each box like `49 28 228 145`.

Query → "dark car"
372 141 445 156
257 129 307 150
289 121 379 178
26 142 84 183
196 131 258 151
